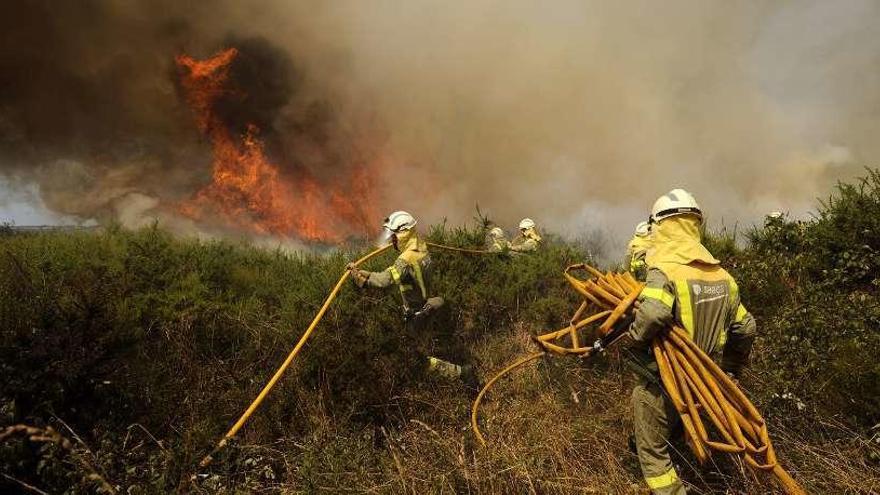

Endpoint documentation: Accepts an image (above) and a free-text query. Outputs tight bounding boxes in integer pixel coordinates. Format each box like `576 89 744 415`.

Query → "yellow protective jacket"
364 229 443 312
510 227 542 253
629 216 755 374
485 229 509 253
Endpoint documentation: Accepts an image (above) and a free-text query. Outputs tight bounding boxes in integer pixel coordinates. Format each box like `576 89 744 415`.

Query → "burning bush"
175 44 382 242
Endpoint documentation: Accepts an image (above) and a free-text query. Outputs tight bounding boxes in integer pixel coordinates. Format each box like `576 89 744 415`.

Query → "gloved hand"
349 268 369 288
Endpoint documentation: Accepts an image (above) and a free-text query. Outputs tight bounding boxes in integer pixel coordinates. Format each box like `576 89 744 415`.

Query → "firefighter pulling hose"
198 211 496 469
472 188 806 495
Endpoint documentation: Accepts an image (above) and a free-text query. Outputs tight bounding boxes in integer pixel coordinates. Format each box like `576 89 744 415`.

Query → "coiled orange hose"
472 265 806 494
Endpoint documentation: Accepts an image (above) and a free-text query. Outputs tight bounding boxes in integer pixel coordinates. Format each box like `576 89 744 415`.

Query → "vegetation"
719 171 880 429
1 173 879 493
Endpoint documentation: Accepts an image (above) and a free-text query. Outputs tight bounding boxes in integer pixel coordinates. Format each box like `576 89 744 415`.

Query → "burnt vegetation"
2 173 880 493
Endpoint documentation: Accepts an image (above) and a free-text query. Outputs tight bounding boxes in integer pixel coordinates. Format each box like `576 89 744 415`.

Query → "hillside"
2 174 880 494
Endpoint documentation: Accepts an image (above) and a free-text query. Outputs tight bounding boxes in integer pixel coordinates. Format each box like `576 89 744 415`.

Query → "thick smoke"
1 0 878 248
0 0 388 237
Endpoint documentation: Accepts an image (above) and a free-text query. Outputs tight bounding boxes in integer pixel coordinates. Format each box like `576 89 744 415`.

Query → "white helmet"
519 218 536 230
767 211 783 219
635 221 650 237
383 211 417 232
651 189 702 223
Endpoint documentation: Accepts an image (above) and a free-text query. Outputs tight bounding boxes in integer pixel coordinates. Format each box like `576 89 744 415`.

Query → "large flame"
175 48 379 242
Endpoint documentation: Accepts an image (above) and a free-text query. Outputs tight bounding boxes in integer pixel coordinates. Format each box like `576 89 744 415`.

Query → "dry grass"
198 319 879 494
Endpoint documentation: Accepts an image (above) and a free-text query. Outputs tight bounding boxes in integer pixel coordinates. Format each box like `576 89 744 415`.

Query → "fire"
175 48 380 242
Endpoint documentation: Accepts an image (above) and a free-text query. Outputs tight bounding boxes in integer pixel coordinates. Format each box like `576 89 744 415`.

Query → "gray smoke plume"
1 0 878 248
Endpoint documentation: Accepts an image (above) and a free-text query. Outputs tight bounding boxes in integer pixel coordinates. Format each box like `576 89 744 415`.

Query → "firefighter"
485 225 509 253
628 189 757 494
626 220 652 281
509 218 542 253
347 211 476 387
764 210 785 229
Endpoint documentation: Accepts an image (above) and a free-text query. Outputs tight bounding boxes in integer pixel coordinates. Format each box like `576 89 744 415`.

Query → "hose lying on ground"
471 264 806 495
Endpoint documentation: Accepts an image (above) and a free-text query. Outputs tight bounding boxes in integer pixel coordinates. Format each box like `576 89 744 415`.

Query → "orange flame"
175 48 380 242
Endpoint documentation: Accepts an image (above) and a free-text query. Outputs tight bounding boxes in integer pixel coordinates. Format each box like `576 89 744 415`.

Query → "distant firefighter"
626 221 652 281
509 218 542 254
484 225 509 253
764 210 785 229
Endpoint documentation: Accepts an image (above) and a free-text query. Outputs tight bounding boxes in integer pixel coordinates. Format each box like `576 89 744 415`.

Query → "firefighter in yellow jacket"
509 218 542 254
628 189 757 494
348 211 476 387
485 225 509 253
626 220 652 280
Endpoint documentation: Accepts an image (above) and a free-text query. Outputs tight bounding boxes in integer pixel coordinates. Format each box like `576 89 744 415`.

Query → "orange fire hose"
198 244 392 468
426 242 492 255
471 265 806 494
470 351 546 446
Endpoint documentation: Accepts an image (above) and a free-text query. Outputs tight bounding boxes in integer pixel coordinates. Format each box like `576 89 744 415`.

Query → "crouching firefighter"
347 211 477 389
627 189 757 495
485 225 509 253
509 218 542 254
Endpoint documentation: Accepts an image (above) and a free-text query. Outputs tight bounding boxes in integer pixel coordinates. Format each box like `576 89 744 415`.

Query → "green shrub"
708 169 880 428
2 171 879 492
0 220 588 491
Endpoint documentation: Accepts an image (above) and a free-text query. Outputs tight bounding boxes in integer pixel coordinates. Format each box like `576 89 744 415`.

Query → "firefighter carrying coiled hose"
629 189 759 494
471 189 805 495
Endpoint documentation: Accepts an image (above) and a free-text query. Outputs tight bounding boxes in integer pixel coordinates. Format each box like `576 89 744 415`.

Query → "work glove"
348 267 369 288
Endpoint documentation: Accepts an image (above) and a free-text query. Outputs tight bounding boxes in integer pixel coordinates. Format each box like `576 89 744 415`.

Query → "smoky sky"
0 0 381 227
208 37 296 137
1 0 879 248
